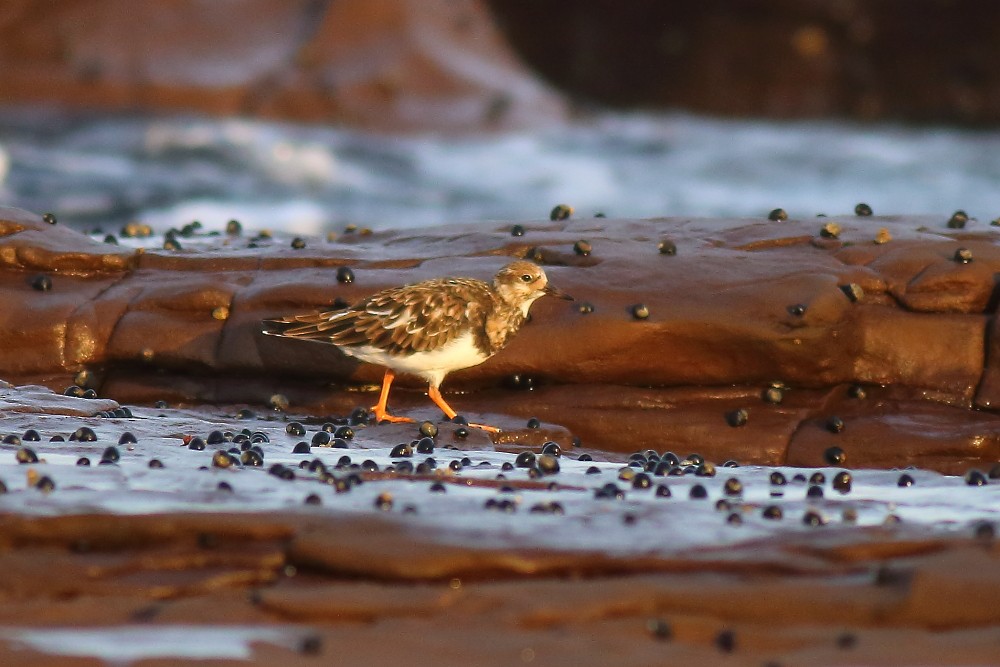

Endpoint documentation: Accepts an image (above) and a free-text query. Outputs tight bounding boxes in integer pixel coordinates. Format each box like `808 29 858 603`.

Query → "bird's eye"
520 274 533 282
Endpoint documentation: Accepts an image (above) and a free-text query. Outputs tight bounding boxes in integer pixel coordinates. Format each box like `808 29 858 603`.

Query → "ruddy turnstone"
263 260 572 431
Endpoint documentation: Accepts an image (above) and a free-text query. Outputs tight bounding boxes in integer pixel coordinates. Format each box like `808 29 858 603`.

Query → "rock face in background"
0 0 565 131
489 0 1000 124
4 205 1000 471
2 0 1000 127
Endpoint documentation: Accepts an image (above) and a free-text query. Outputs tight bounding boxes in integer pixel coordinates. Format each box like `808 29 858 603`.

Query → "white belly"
341 331 489 387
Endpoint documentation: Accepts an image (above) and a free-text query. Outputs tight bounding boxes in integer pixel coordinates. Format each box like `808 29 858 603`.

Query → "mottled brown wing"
262 277 492 355
262 310 346 340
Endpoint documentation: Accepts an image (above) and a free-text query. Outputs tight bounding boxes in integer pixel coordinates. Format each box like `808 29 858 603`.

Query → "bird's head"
494 260 573 313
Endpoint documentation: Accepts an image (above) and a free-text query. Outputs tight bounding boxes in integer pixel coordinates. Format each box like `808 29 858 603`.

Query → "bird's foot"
466 422 501 434
445 413 501 434
369 407 414 425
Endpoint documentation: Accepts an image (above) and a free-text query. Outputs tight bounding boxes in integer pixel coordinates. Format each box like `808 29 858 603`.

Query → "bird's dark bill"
544 285 574 301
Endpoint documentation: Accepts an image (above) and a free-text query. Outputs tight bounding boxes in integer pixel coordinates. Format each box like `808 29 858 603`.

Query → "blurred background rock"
0 0 566 132
1 0 999 233
490 0 1000 125
2 0 998 130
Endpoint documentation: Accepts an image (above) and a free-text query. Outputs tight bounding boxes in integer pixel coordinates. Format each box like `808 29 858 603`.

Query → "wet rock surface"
4 206 1000 470
5 207 1000 662
0 383 997 664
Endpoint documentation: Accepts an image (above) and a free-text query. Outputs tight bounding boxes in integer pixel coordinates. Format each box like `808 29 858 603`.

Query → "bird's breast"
482 307 526 355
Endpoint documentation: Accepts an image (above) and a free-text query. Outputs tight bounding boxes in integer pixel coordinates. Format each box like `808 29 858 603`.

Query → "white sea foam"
0 142 8 185
2 626 299 661
139 199 329 236
1 109 1000 232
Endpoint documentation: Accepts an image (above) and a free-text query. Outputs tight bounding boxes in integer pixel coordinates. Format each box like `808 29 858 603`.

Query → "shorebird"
263 260 572 431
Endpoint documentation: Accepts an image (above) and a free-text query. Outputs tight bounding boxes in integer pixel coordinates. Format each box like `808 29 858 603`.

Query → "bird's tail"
261 315 300 338
261 309 354 342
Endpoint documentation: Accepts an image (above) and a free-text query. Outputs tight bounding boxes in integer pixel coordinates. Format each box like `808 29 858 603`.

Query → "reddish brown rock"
974 314 1000 410
786 393 1000 473
256 582 458 622
0 390 995 665
5 206 1000 467
900 547 1000 628
0 511 999 664
0 0 565 132
5 1 1000 128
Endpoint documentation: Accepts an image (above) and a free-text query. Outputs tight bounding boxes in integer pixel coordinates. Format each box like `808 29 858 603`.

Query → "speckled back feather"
263 277 497 356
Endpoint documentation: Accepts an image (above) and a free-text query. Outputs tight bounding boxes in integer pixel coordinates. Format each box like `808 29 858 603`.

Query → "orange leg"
427 384 500 434
369 370 413 424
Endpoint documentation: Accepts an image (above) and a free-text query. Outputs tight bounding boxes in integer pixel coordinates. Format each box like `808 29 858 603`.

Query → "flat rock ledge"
2 512 1000 666
3 206 1000 472
4 200 1000 665
0 385 998 665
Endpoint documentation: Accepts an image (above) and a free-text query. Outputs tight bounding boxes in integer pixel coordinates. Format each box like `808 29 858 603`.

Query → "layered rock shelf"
4 206 1000 663
0 382 998 664
2 206 1000 472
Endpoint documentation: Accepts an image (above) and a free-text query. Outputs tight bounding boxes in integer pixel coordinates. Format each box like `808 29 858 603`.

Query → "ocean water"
2 108 1000 234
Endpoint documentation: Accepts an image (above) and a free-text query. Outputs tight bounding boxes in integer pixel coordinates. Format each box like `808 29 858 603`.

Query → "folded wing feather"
262 278 492 356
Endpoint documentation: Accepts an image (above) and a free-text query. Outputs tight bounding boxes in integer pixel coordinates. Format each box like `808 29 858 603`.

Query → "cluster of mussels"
585 450 856 527
86 212 384 253
2 370 998 542
197 416 576 514
0 405 992 542
89 218 231 250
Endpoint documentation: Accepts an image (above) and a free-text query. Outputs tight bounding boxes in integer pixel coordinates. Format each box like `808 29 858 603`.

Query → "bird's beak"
544 284 574 301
